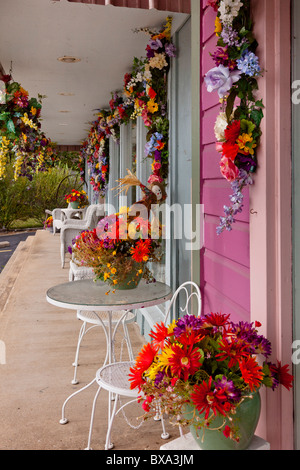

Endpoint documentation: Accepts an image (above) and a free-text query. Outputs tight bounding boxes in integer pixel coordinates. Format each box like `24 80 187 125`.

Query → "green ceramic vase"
108 262 144 290
187 392 261 450
70 201 81 209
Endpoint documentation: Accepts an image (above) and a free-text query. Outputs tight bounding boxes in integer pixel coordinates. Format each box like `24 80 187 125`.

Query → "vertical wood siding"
200 2 251 323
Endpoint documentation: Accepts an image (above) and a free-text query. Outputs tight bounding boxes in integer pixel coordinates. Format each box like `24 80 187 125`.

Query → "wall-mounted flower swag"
205 0 264 234
79 17 175 197
0 75 57 180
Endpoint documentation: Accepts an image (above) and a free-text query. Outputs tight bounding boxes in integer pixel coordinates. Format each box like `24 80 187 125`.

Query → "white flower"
214 112 229 141
219 0 243 25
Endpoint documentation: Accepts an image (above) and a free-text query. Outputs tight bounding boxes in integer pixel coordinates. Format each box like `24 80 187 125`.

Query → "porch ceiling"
0 0 188 146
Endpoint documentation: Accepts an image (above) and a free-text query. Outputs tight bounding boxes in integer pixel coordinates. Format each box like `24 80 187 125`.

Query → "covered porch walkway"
0 229 174 450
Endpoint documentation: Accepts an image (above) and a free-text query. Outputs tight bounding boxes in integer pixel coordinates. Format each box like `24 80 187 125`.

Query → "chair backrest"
163 281 202 326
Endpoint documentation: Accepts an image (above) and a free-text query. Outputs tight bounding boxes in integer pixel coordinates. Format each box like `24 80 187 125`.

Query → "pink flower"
216 142 224 153
220 157 239 182
153 162 161 171
148 174 163 185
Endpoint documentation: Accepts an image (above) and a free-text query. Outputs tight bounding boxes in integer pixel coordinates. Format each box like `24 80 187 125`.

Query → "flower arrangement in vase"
71 206 163 293
129 312 293 449
64 189 88 209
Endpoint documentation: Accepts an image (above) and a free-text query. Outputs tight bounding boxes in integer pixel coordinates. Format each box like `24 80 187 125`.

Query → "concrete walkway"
0 230 175 451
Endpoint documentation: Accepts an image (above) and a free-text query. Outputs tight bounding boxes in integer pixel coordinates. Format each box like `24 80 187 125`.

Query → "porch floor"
0 229 175 451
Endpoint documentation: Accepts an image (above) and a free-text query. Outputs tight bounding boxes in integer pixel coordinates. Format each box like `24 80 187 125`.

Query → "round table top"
46 279 172 311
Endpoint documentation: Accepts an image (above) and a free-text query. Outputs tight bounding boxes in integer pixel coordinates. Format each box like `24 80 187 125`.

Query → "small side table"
61 207 85 221
160 432 270 450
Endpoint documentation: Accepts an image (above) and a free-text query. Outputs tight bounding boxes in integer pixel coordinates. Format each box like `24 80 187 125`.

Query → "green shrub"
0 165 32 230
28 166 83 225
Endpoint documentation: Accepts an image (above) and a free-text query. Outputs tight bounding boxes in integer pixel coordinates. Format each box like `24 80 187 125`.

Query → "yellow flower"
215 16 222 36
112 251 116 256
30 106 37 115
104 272 110 281
111 267 117 274
143 256 148 262
237 133 257 155
113 280 118 285
107 263 111 268
147 99 159 114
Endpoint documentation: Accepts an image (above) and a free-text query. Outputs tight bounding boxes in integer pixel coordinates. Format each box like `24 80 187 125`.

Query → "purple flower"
149 39 163 50
165 43 176 57
173 314 204 338
205 65 242 98
214 377 241 402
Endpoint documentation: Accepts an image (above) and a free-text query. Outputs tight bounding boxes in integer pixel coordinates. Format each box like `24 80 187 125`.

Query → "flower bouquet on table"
64 189 88 209
71 206 163 293
129 313 293 449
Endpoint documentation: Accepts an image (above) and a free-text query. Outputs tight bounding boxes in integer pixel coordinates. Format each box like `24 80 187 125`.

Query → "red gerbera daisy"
224 120 241 144
134 342 158 373
191 377 228 420
169 344 203 381
149 322 170 349
239 356 264 391
130 239 151 263
216 338 248 368
128 367 146 391
203 313 231 328
269 361 293 391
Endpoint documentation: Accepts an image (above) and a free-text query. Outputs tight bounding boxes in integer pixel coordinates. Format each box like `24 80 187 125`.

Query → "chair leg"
59 378 96 425
85 385 102 450
105 392 119 450
72 320 87 384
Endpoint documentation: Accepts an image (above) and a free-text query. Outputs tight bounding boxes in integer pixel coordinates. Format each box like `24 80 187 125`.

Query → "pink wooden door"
200 3 251 323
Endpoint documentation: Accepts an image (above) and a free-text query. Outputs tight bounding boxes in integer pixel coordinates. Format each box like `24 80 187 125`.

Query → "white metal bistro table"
46 279 172 427
46 278 172 365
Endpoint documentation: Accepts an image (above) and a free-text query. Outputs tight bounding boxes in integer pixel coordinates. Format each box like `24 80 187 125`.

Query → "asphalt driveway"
0 231 37 273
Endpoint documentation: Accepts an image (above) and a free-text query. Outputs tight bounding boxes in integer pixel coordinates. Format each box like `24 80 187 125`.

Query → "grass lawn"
10 218 43 230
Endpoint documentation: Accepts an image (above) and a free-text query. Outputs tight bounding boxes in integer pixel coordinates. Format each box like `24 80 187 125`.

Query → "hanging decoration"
79 17 175 197
204 0 264 234
0 74 58 180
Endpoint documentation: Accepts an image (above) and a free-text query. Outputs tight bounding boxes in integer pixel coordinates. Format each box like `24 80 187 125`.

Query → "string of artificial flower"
205 0 264 234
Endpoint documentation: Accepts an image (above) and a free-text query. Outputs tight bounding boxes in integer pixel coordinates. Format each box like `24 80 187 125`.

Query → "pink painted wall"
200 3 251 324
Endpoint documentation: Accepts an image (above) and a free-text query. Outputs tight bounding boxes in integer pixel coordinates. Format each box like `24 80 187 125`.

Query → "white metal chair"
60 281 201 450
60 204 105 268
71 309 136 385
68 262 136 385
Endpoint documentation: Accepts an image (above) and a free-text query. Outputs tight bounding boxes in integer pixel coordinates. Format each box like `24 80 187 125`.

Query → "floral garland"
80 17 175 196
0 75 58 180
204 0 264 234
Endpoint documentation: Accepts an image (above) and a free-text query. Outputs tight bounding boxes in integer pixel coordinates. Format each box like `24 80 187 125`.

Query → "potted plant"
129 312 293 450
71 207 163 292
64 189 88 209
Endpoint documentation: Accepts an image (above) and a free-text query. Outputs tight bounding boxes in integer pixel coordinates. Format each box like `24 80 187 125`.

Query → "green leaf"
7 119 15 133
226 89 238 122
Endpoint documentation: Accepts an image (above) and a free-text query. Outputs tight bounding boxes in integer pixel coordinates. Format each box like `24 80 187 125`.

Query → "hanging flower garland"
0 75 57 180
204 0 264 234
80 17 175 196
